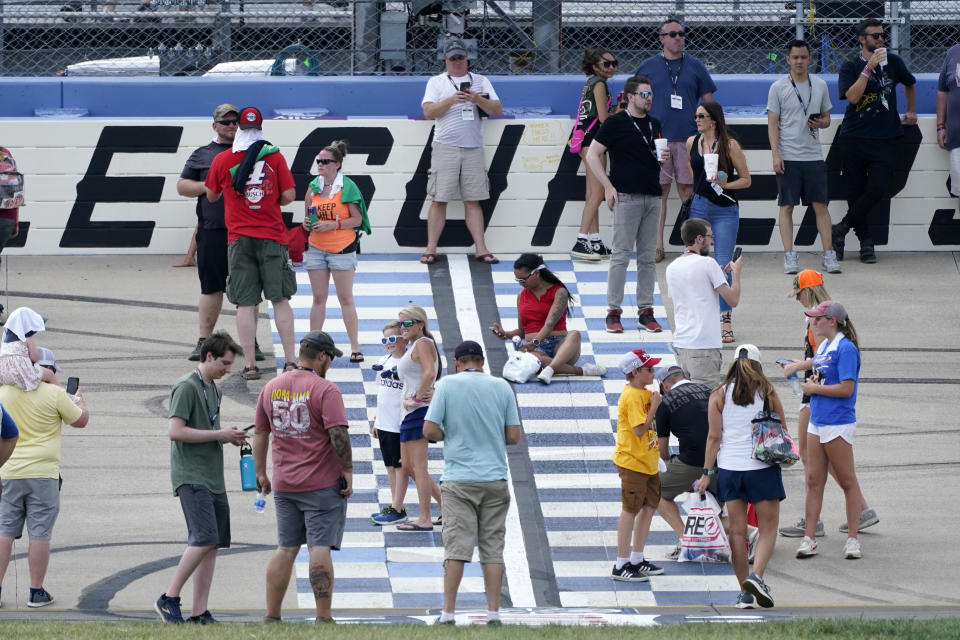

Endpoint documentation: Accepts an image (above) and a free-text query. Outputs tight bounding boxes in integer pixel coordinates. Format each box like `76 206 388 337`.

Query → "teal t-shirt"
424 371 520 482
167 371 225 495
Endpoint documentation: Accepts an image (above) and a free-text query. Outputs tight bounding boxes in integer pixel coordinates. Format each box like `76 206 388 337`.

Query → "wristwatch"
531 339 541 347
702 468 716 476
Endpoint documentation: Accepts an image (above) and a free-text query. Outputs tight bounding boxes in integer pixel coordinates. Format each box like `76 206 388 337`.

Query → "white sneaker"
843 537 862 559
783 251 800 274
796 536 818 558
537 365 554 385
580 362 606 377
822 250 842 273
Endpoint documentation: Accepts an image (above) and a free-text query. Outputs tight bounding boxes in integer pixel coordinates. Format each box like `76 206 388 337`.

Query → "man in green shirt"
155 331 247 624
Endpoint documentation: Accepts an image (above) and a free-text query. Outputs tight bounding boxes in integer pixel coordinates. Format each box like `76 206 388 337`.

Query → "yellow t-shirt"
0 382 83 479
612 384 659 475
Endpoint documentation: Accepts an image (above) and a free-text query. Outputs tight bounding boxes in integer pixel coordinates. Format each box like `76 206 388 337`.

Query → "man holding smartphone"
420 37 503 266
767 39 840 276
155 331 247 623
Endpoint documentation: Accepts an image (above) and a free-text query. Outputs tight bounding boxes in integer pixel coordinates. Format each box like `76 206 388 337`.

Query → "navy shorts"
399 406 428 443
717 465 786 504
776 160 829 206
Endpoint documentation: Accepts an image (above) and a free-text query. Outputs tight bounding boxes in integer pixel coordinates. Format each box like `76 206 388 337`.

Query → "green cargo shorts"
226 236 297 306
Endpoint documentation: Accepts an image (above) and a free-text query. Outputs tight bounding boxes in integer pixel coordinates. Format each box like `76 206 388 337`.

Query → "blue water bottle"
239 442 257 491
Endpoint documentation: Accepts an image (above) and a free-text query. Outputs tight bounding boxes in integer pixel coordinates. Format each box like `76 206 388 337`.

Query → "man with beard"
664 218 742 386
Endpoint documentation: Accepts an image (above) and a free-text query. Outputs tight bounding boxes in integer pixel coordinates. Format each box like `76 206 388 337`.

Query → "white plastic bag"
678 491 731 563
502 348 542 383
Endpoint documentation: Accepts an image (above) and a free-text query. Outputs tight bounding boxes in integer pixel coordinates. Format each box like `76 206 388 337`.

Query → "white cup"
877 47 888 68
703 153 719 180
654 138 669 161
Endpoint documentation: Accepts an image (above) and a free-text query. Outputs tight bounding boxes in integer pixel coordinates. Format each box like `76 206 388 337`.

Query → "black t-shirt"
593 110 662 196
655 380 712 467
838 53 916 139
180 141 231 229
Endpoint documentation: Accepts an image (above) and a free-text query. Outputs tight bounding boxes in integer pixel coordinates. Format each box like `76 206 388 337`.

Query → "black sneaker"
154 593 184 623
633 559 664 576
254 340 266 361
591 239 612 258
859 240 876 264
27 587 54 608
832 222 847 261
571 238 601 261
188 338 205 361
187 610 218 624
611 562 649 582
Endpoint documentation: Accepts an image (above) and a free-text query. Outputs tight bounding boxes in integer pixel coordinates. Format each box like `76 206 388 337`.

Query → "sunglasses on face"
316 158 337 165
515 273 536 284
381 335 398 344
601 59 618 68
399 319 418 327
448 55 466 61
215 119 238 126
695 113 709 120
634 90 653 99
661 30 684 38
865 32 884 39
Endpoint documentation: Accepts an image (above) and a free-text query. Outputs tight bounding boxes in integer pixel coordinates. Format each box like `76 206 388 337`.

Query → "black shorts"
197 227 228 295
776 160 829 207
178 484 231 548
378 430 402 468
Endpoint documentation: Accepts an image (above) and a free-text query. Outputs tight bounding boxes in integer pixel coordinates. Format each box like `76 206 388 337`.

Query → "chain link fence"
0 0 955 76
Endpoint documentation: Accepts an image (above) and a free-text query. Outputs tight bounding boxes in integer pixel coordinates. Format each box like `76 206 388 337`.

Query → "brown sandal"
721 312 735 343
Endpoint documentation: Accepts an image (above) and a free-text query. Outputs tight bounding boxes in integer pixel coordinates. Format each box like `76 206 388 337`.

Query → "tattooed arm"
533 286 569 343
329 425 353 498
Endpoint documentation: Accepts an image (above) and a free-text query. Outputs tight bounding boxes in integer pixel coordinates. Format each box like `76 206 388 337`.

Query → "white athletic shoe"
580 362 606 377
537 366 554 385
796 536 819 558
843 537 862 560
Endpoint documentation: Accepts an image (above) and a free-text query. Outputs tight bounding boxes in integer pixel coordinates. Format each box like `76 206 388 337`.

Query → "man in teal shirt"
423 341 522 627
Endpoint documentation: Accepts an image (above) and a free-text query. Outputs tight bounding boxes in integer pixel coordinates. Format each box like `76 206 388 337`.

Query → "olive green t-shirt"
168 371 225 495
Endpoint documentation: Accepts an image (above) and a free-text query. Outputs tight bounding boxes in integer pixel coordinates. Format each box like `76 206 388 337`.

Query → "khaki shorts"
660 456 718 501
617 466 660 513
440 480 510 563
427 143 489 203
675 347 723 388
226 236 298 306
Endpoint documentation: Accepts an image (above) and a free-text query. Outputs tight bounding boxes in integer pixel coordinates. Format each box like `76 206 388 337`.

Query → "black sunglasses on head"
215 119 238 126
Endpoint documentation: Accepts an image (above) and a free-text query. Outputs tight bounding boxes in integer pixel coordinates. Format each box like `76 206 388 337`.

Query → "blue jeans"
689 195 739 313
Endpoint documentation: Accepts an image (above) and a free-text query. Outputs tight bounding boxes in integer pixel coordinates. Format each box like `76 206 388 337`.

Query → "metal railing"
0 0 956 76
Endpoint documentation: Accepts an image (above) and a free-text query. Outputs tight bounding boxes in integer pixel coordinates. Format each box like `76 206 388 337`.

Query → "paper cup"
703 153 719 180
654 138 669 161
877 47 887 68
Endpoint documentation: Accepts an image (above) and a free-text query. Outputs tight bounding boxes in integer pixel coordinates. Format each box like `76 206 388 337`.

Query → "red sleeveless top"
518 283 567 335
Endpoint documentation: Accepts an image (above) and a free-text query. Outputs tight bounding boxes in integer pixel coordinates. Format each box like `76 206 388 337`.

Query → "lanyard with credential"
630 116 655 153
447 72 474 92
789 76 811 115
662 54 683 95
195 369 221 427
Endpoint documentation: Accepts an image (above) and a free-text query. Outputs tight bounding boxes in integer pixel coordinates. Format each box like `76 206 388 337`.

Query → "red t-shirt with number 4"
205 148 295 244
254 370 349 493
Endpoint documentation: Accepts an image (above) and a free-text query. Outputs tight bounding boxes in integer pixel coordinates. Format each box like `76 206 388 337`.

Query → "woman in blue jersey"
798 301 869 561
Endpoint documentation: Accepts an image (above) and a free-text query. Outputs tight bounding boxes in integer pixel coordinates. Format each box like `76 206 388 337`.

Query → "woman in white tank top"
394 304 443 531
694 344 787 609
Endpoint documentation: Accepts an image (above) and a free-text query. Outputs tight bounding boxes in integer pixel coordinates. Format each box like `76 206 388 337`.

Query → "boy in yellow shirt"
612 348 665 581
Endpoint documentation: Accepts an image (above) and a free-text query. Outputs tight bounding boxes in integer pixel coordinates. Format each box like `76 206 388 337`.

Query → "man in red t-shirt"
204 107 297 380
252 330 353 623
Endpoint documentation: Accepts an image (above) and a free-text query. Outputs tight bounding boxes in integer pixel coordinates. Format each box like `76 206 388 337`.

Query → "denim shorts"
304 247 358 271
537 335 563 358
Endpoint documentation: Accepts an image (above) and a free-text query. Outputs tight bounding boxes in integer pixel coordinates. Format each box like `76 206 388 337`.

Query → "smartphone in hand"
459 81 471 92
66 377 80 395
732 247 742 262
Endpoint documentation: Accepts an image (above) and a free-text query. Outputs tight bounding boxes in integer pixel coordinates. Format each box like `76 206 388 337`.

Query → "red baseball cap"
618 348 661 375
238 107 263 129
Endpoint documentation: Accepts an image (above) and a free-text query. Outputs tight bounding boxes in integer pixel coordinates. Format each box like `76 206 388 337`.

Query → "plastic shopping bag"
502 348 542 383
678 491 731 563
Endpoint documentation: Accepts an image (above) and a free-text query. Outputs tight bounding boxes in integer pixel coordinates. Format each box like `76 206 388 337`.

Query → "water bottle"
788 373 803 397
253 492 266 514
512 336 522 350
239 442 257 491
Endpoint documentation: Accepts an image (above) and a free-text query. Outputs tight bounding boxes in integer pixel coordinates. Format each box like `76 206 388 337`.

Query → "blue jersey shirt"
635 53 717 141
810 334 860 426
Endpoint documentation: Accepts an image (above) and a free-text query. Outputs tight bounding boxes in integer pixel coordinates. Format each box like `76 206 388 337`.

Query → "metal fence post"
532 0 560 73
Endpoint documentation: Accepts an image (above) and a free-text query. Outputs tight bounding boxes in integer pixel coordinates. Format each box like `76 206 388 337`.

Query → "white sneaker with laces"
783 251 800 274
843 537 862 559
537 365 554 385
580 362 606 377
796 536 818 558
822 250 842 273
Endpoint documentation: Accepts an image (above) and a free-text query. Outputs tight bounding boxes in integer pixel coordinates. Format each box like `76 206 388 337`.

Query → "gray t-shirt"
937 44 960 151
767 74 832 162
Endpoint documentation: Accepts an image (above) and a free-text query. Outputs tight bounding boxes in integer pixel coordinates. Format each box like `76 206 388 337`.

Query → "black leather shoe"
832 223 848 261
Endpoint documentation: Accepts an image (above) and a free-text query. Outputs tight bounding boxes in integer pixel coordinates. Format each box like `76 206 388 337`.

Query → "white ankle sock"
438 611 455 622
615 557 629 569
629 551 644 564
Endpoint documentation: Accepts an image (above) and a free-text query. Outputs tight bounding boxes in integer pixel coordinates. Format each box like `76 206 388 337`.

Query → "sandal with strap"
473 253 500 264
350 352 364 363
721 312 735 344
419 253 437 265
242 365 261 380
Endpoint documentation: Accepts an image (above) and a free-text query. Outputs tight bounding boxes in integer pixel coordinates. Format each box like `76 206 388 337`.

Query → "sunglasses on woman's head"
399 319 417 327
381 335 398 344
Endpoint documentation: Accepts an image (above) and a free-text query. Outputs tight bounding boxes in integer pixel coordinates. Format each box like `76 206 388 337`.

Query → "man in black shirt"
585 76 668 335
654 365 717 556
177 104 263 363
832 18 916 264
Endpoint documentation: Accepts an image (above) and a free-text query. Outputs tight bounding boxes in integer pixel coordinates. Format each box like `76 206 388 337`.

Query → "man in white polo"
420 37 503 266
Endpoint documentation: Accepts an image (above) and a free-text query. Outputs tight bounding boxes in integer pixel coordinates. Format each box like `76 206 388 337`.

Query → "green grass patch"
0 619 958 640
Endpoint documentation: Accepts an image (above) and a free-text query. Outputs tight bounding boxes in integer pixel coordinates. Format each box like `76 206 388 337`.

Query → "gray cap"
301 330 343 358
444 37 468 58
35 346 60 373
655 365 685 385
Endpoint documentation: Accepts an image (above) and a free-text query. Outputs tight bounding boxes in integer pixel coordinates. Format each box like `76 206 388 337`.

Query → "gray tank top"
396 336 439 417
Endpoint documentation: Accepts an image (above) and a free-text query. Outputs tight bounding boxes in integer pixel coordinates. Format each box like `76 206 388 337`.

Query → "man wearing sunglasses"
178 104 264 365
420 37 503 266
586 76 669 335
833 17 916 264
636 17 717 264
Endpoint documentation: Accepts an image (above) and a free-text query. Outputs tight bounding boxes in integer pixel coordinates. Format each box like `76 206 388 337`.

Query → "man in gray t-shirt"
767 39 840 276
937 43 960 208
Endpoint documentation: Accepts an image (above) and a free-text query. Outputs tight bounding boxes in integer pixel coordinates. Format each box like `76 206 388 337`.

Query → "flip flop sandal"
419 253 437 264
432 515 443 526
474 253 500 264
350 352 364 363
396 523 434 532
242 366 261 380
